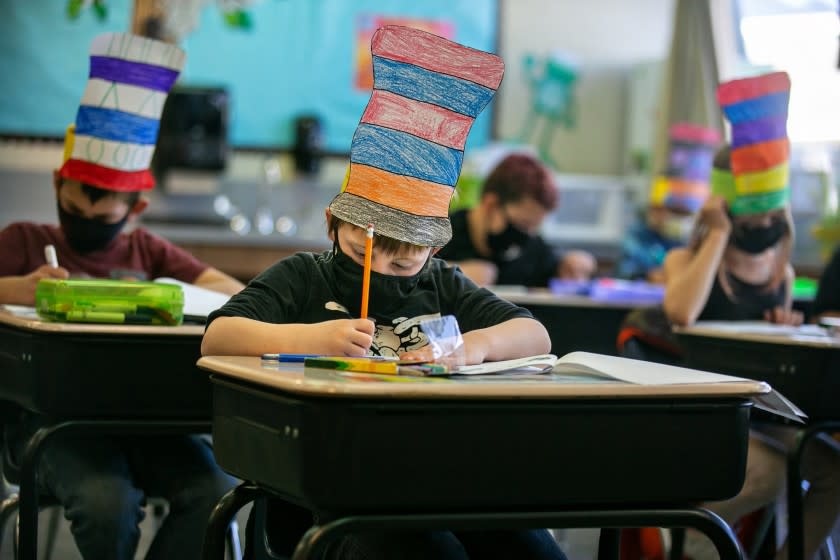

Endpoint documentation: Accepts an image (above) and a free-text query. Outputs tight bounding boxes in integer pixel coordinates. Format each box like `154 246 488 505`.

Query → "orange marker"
360 224 374 319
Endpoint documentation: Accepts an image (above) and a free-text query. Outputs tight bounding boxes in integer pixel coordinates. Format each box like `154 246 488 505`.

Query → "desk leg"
598 528 620 560
17 422 67 560
291 508 741 560
202 482 262 560
786 422 840 560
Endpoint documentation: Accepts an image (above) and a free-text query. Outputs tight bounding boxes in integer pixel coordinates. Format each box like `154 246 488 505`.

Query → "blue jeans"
10 419 236 560
247 497 567 560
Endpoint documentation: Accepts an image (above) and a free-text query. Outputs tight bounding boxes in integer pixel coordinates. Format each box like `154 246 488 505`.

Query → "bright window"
737 0 840 143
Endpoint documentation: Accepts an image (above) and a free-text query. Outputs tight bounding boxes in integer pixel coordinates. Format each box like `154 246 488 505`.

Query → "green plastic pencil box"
35 278 184 326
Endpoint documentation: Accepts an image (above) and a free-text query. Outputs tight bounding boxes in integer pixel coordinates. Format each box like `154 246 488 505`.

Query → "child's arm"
0 265 70 306
193 267 244 296
662 196 731 326
400 317 551 365
461 317 551 363
201 316 375 356
763 265 803 325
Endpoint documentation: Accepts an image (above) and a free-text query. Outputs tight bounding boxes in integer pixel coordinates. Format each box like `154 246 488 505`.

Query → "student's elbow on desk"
662 298 696 327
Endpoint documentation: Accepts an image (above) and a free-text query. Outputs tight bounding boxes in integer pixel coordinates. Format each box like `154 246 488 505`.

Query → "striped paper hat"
59 33 185 192
329 26 504 247
713 71 790 215
650 122 720 213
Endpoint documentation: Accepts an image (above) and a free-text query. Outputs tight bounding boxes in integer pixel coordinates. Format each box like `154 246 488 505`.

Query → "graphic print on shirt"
372 312 441 357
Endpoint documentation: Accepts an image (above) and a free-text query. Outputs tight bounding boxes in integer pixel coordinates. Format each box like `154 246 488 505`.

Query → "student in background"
812 245 840 319
203 26 565 560
616 123 719 283
663 72 840 560
0 33 240 560
437 153 596 287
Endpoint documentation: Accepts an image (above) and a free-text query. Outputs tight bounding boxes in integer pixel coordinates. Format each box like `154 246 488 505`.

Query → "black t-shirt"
698 272 787 321
814 247 840 317
208 251 532 357
437 210 559 288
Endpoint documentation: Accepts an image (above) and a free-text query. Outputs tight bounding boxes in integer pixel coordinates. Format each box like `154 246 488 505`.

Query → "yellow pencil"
360 223 374 319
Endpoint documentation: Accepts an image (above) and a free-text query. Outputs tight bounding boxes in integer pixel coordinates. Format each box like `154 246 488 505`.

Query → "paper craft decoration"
713 71 791 215
59 32 186 192
329 25 505 247
649 122 720 213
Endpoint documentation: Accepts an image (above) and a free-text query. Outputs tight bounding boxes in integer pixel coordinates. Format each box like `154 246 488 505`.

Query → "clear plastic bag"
419 315 466 367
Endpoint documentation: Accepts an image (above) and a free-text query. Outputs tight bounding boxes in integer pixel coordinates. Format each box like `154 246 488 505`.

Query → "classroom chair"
0 432 243 560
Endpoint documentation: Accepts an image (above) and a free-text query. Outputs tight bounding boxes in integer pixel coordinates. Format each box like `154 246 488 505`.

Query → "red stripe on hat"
717 72 790 106
59 159 155 192
372 26 504 90
361 90 474 150
345 163 453 218
669 122 720 145
731 138 790 175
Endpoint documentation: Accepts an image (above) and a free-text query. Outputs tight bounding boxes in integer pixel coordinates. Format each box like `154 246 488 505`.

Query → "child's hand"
18 264 70 305
699 195 731 234
314 318 375 356
764 306 803 326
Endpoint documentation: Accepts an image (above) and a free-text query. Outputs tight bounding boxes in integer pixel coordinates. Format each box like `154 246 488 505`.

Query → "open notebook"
154 278 230 323
448 351 805 423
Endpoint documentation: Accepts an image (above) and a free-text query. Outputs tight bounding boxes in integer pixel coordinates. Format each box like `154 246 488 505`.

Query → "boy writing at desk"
203 26 565 560
0 33 241 559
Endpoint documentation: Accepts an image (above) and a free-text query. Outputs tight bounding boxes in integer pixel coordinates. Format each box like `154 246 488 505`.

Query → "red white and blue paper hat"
329 26 504 247
713 71 791 215
59 32 185 192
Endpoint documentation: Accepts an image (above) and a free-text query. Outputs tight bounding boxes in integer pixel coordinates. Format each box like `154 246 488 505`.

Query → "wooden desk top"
491 288 656 310
199 355 769 400
676 321 840 349
0 306 204 337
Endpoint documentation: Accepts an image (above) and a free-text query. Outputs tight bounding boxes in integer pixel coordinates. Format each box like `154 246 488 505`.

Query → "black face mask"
330 244 425 317
486 215 532 260
730 219 787 254
57 202 129 253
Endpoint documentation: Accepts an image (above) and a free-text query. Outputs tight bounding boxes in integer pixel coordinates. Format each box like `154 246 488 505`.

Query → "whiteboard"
0 0 499 151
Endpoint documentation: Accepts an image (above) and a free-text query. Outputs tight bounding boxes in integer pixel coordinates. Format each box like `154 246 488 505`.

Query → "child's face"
55 179 135 224
336 224 433 277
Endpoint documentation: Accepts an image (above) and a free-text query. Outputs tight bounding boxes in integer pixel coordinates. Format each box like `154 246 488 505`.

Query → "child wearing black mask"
203 26 566 560
662 72 840 560
437 153 595 287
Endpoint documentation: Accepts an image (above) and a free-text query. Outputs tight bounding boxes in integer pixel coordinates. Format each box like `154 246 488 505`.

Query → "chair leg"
0 493 20 557
226 519 242 560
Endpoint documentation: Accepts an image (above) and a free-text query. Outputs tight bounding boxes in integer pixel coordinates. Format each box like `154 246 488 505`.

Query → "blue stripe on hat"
89 56 180 93
350 123 463 187
75 106 160 145
373 56 495 118
722 91 790 125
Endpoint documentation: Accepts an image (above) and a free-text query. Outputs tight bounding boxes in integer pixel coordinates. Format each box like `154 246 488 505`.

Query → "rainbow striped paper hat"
713 71 791 215
329 26 504 247
59 32 185 192
650 122 720 213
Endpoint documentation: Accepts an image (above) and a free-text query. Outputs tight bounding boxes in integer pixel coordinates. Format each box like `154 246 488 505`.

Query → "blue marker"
261 353 322 362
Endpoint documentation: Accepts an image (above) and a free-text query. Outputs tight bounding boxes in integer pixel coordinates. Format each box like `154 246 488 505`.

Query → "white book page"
154 277 230 319
553 351 748 385
452 354 559 375
691 321 828 338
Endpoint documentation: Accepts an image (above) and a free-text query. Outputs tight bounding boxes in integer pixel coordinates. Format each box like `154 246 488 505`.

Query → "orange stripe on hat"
345 163 453 218
731 138 789 175
666 179 710 198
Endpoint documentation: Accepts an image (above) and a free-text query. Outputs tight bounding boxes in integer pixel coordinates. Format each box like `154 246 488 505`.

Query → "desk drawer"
0 324 209 418
211 376 751 513
679 335 840 421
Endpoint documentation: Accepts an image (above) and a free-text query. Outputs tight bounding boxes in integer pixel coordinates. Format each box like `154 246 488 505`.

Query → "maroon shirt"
0 222 207 282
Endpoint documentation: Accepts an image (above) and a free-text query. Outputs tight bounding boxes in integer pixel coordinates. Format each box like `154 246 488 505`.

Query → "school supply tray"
210 374 752 513
35 278 184 326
